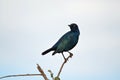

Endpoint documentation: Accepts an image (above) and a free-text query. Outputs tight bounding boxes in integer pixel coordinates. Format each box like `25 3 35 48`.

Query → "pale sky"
0 0 120 80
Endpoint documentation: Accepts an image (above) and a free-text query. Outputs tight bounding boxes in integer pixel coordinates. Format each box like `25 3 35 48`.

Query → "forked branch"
0 64 49 80
57 52 73 77
0 52 73 80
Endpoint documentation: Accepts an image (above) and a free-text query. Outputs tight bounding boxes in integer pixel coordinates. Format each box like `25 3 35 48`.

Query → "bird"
42 23 80 56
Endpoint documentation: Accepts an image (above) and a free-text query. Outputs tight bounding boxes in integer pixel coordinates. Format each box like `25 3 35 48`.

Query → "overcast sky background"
0 0 120 80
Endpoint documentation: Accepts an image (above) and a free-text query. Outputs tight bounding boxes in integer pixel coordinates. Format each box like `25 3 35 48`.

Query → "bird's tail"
42 48 54 55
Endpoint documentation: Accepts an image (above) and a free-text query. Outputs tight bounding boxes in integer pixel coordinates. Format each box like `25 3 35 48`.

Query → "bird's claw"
68 52 73 58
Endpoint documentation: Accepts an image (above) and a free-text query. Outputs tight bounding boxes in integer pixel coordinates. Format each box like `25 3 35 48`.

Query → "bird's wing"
52 31 70 48
52 32 76 52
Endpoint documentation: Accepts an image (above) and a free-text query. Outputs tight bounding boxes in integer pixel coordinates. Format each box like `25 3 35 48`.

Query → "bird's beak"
68 24 71 27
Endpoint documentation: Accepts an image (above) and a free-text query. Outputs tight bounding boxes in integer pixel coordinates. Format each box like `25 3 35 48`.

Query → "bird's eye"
73 24 76 27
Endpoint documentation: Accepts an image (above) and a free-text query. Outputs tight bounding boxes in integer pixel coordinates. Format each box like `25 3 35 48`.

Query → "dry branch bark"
0 52 73 80
37 64 49 80
0 74 41 79
57 52 73 77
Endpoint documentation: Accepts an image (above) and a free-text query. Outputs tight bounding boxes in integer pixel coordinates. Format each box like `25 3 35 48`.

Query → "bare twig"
37 64 49 80
0 52 73 80
48 70 54 80
0 74 41 79
57 52 73 77
0 64 49 80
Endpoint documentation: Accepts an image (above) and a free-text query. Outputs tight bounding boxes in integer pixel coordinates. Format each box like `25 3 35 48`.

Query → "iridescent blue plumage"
42 23 80 55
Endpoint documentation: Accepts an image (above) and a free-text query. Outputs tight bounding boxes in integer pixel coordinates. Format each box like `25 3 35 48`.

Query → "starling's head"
68 23 79 32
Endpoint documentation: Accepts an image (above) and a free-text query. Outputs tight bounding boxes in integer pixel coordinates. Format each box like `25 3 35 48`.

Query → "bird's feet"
68 52 73 58
61 52 73 63
61 53 67 62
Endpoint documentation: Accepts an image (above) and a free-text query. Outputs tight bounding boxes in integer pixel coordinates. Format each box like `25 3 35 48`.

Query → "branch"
57 52 73 77
0 52 73 80
37 64 49 80
48 70 54 80
0 74 41 79
0 64 49 80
